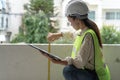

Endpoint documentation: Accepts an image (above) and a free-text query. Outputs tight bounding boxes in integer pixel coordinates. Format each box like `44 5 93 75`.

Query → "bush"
100 25 120 44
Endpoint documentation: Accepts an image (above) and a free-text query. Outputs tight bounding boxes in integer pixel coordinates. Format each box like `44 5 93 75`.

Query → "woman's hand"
49 58 68 65
43 53 68 65
47 32 62 42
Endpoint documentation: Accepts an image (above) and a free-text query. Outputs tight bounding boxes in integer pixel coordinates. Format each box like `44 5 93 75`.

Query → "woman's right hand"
47 32 62 42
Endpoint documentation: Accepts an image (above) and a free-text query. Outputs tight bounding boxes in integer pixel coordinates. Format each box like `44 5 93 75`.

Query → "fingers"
47 33 57 42
47 33 52 42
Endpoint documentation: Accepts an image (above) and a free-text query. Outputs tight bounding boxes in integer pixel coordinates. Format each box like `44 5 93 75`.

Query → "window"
1 16 4 28
105 11 120 20
0 0 6 9
0 14 1 26
106 12 115 20
88 11 95 21
116 12 120 20
6 17 8 28
0 14 8 30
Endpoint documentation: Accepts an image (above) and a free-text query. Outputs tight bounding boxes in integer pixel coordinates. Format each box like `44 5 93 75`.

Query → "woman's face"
67 17 80 30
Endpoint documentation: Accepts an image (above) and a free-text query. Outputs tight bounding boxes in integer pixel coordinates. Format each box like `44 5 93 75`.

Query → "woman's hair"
82 18 103 48
68 15 103 48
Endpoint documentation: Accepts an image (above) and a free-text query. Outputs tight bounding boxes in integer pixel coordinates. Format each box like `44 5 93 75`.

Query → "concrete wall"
103 44 120 80
0 44 120 80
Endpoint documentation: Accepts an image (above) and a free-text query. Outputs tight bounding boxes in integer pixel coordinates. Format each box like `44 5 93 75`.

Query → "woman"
46 0 111 80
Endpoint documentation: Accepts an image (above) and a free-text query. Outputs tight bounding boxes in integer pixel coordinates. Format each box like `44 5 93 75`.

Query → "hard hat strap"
68 14 88 19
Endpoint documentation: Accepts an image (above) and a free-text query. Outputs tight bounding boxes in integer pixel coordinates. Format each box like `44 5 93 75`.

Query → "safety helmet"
65 0 89 19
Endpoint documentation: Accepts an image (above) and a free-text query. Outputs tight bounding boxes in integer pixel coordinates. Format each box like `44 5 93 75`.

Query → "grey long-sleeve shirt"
62 28 95 70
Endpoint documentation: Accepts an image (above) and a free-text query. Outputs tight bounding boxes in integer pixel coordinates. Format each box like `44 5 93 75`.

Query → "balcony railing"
0 44 120 80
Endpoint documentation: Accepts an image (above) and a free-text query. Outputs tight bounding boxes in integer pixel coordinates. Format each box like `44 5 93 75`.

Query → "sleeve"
62 31 74 40
65 33 94 69
61 30 80 40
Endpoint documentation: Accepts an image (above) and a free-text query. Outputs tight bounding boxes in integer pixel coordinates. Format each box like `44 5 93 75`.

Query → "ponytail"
69 15 103 48
82 18 103 48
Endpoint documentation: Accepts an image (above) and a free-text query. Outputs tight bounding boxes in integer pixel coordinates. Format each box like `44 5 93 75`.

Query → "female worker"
46 0 111 80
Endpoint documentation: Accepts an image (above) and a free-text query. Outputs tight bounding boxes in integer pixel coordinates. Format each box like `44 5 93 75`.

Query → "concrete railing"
0 44 120 80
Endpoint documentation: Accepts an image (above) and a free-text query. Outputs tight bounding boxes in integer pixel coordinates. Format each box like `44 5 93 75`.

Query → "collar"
79 27 89 36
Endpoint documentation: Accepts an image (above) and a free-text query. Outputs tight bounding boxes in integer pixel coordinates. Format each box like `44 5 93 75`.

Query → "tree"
11 0 56 43
24 11 49 43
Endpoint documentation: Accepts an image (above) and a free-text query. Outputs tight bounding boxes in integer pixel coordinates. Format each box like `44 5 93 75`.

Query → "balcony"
0 44 120 80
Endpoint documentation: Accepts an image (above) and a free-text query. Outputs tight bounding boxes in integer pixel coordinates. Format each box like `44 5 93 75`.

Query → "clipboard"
29 44 62 61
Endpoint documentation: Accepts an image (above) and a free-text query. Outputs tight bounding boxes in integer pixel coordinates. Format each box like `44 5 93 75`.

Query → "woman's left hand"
49 57 68 65
42 52 68 65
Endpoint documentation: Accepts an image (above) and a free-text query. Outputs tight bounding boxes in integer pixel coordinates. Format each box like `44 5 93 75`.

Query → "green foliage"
11 34 25 43
11 11 49 43
11 0 56 43
100 25 120 44
24 0 53 14
24 11 49 43
53 38 73 44
11 27 26 43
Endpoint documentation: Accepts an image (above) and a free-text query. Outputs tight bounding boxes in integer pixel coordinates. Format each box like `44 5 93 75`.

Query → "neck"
79 21 87 30
81 25 87 31
82 27 88 31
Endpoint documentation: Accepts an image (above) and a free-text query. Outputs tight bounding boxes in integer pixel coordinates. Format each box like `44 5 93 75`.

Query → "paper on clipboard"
29 44 62 61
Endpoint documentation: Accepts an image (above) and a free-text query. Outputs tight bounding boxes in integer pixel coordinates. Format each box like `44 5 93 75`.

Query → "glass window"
88 11 95 21
6 17 8 28
105 11 120 20
1 16 4 28
0 0 6 9
0 14 8 29
116 12 120 20
106 12 115 20
0 14 1 28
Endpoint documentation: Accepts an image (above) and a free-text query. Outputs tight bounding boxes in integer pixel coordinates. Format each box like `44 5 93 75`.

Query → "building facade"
57 0 120 32
0 0 29 43
0 0 120 43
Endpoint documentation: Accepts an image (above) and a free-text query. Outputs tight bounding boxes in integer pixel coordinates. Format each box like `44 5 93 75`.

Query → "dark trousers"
63 65 99 80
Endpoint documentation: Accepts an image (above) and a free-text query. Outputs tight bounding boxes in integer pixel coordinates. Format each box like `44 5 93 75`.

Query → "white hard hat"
65 0 89 19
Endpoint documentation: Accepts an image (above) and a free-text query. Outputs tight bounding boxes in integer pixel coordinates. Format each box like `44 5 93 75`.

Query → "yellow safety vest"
71 29 111 80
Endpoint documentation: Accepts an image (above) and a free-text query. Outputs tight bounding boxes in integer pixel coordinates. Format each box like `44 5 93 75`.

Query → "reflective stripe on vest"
71 29 111 80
